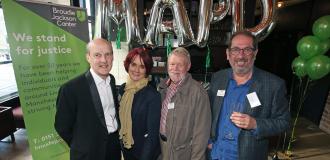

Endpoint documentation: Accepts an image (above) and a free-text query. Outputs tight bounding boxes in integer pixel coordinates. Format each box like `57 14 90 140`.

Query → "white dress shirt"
90 69 118 133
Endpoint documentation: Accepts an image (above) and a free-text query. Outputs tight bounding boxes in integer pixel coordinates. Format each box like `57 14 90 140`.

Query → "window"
0 8 11 63
0 8 18 103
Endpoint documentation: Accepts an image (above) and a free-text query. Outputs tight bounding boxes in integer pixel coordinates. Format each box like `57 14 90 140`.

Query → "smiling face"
128 55 147 82
226 34 258 76
167 53 191 84
86 39 113 80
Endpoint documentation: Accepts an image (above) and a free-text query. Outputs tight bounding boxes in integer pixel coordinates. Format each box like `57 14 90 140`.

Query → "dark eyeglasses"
229 47 255 55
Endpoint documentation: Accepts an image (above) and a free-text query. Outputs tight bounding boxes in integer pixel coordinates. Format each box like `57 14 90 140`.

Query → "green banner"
2 0 89 159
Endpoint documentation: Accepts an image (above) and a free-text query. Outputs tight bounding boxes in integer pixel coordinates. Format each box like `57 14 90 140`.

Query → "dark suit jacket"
209 67 290 160
55 70 120 160
119 83 161 160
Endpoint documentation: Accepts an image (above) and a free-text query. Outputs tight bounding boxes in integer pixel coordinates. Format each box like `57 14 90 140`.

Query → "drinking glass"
223 103 244 141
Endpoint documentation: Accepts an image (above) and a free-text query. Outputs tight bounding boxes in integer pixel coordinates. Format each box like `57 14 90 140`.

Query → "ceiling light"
277 1 284 8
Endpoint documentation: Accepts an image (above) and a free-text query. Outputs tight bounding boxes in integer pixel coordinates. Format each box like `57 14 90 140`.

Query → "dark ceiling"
275 0 330 32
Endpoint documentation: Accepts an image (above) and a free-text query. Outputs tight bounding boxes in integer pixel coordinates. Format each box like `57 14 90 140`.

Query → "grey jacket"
158 73 211 160
209 67 291 160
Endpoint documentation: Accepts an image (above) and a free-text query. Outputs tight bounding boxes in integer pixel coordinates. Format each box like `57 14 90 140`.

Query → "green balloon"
320 39 330 55
306 55 330 80
326 61 330 72
297 36 322 60
313 15 330 40
292 56 307 77
325 56 330 72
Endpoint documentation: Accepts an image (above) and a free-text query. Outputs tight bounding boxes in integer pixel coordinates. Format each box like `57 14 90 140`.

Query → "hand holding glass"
223 103 244 140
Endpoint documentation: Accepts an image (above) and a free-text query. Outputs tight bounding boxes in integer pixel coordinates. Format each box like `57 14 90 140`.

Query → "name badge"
246 92 261 108
217 90 226 97
168 102 175 109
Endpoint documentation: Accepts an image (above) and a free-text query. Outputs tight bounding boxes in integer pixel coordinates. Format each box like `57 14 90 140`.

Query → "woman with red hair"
119 47 161 160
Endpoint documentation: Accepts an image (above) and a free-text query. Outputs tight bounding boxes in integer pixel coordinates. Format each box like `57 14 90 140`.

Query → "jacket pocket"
173 141 192 160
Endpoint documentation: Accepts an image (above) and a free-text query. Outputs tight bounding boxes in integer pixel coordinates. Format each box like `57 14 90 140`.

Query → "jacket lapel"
245 68 262 115
109 74 120 127
85 71 107 129
211 70 230 139
213 70 230 121
131 88 143 121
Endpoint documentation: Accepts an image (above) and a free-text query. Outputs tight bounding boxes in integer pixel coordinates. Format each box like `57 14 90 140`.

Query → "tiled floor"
0 117 330 160
271 118 330 160
0 129 32 160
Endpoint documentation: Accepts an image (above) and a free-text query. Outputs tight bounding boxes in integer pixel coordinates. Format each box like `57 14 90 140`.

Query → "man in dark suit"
55 38 121 160
208 31 290 160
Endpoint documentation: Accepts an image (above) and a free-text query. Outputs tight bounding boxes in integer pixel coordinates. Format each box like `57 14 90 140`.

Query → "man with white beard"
158 47 211 160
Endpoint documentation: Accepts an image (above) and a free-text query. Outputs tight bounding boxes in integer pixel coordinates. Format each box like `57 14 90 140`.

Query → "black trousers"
105 131 121 160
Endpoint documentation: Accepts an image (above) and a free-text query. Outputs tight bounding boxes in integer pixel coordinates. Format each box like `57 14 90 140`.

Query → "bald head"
86 38 113 55
86 38 114 80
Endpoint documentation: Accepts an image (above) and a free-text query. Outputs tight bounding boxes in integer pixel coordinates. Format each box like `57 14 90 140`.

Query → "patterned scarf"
119 77 148 149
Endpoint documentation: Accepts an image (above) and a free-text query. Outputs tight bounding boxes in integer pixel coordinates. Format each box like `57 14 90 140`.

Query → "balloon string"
166 34 172 57
116 27 122 49
205 45 211 82
281 75 296 152
286 77 310 152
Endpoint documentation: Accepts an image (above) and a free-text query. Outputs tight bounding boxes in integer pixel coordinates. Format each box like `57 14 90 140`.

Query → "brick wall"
319 91 330 134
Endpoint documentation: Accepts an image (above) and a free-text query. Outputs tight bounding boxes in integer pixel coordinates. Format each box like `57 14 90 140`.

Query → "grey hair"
86 41 93 54
168 47 191 65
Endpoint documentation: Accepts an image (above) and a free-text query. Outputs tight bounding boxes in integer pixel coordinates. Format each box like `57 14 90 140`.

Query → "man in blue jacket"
208 30 290 160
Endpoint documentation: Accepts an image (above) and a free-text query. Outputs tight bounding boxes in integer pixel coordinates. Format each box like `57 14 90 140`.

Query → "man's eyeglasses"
229 47 255 55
